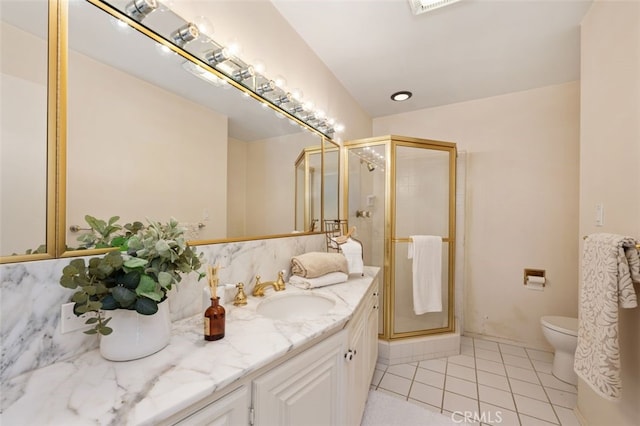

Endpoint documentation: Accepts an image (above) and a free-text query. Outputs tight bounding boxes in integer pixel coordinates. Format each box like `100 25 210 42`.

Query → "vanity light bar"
232 66 255 82
171 23 199 47
408 0 462 15
125 0 157 22
273 93 293 106
99 0 343 138
205 48 230 66
256 80 276 95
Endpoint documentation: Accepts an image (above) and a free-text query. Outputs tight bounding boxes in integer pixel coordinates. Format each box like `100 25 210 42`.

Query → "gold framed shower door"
343 135 457 340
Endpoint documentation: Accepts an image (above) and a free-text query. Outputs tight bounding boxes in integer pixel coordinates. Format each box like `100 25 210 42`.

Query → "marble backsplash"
0 234 325 382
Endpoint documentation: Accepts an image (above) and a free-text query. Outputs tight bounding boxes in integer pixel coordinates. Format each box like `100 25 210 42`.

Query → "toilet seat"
540 316 578 337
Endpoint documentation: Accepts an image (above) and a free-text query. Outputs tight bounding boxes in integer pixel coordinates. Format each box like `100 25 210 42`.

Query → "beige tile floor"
370 336 581 425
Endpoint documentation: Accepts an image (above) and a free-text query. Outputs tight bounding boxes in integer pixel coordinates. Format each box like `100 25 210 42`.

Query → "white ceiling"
271 0 593 118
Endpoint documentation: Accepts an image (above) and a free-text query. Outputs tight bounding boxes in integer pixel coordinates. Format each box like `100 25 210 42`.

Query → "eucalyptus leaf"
60 275 78 289
98 326 113 335
112 286 136 308
119 270 141 289
136 275 162 301
100 294 120 310
157 271 173 288
72 292 88 303
124 257 147 269
135 298 159 315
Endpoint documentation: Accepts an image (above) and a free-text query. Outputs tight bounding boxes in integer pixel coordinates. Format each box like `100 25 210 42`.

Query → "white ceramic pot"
99 301 171 361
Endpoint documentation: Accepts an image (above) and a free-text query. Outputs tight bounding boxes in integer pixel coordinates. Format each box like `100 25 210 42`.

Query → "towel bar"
582 235 640 250
392 237 450 243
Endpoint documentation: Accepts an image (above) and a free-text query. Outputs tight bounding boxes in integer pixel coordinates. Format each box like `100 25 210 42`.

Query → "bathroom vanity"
0 267 379 425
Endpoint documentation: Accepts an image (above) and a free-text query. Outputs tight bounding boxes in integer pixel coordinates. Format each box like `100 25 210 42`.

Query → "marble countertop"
1 267 379 425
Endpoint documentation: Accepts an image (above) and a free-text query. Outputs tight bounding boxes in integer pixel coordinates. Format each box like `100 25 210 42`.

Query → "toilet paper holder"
524 268 546 286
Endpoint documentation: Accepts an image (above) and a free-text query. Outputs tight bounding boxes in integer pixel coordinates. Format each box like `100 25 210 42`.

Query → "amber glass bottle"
204 297 225 341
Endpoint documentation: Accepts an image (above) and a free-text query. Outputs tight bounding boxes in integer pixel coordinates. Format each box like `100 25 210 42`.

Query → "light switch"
595 203 604 227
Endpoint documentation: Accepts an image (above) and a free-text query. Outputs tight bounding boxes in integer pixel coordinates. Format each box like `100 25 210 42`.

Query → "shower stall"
343 135 459 363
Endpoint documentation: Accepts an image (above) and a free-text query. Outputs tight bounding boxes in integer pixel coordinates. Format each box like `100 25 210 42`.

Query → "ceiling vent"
408 0 462 15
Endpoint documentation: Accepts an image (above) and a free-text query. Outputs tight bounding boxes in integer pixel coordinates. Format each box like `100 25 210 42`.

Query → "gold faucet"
252 271 286 297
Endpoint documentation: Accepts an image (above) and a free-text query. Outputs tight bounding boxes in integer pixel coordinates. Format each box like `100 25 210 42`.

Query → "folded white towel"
289 272 349 289
408 235 442 314
340 238 364 276
574 234 638 400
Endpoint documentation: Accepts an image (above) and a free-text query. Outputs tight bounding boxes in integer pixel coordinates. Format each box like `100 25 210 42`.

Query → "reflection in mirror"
323 141 340 224
0 0 53 260
63 0 337 252
294 146 323 233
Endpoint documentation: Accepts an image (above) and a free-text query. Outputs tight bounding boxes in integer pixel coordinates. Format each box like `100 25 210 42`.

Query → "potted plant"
60 216 204 361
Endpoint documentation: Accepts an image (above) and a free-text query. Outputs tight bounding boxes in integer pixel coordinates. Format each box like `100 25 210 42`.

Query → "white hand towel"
289 272 349 289
408 235 442 314
340 238 364 276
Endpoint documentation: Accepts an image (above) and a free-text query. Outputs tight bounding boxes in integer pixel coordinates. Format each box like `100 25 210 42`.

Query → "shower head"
367 162 376 172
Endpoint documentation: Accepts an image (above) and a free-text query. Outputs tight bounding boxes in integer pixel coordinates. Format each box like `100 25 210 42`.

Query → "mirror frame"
0 0 59 264
55 0 340 259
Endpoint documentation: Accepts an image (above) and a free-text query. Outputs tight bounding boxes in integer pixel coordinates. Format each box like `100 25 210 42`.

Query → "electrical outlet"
60 303 92 334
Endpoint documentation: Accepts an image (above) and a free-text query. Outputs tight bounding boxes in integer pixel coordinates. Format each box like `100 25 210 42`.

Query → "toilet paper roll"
526 276 546 284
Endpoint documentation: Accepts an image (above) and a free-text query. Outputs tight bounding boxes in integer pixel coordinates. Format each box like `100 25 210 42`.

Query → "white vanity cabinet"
345 279 379 426
168 276 380 426
252 330 346 426
173 385 250 426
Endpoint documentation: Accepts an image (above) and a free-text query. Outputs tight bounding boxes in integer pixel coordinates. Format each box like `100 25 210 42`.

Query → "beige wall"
227 137 248 237
243 132 321 236
67 49 228 242
374 82 581 348
578 1 640 424
0 23 48 255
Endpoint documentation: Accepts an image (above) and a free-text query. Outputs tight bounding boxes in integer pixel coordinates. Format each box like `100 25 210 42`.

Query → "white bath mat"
361 390 458 426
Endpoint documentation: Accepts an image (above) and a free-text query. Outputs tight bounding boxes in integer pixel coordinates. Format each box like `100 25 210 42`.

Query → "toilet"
540 316 579 385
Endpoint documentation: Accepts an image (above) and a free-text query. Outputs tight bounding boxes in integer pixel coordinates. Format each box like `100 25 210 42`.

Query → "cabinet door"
365 294 379 384
252 331 345 426
173 385 250 426
346 282 380 426
345 315 367 426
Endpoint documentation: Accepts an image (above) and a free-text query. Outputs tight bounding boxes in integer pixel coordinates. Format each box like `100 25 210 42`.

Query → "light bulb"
253 60 266 75
192 16 213 38
274 75 287 89
291 89 303 101
226 39 242 57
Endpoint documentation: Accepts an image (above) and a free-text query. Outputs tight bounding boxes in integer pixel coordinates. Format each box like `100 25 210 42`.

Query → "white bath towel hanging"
574 233 639 400
408 235 442 314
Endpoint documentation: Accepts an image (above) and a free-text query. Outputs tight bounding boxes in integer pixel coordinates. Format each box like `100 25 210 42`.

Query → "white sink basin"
256 293 336 320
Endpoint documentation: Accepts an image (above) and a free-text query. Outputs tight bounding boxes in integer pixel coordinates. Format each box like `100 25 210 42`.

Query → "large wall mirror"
60 0 340 255
0 0 57 263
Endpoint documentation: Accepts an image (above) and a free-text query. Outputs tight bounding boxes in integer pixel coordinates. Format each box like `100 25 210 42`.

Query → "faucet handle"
276 270 286 290
233 283 248 306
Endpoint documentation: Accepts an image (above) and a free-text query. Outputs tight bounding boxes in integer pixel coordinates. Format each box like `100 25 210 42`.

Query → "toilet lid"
541 316 578 337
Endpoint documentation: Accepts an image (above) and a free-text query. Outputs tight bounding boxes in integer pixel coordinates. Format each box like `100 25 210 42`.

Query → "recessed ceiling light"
391 91 412 102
